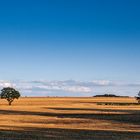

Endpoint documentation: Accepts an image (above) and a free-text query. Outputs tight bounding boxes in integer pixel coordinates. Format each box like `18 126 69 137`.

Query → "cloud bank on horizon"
0 80 139 97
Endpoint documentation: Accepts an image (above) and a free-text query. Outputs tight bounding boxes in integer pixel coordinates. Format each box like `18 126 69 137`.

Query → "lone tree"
138 91 140 97
136 91 140 104
0 87 20 105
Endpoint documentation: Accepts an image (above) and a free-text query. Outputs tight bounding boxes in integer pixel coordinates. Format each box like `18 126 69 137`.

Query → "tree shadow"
0 127 140 140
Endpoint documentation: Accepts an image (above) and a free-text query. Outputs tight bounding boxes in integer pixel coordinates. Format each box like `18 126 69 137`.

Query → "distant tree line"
94 94 129 98
94 93 140 104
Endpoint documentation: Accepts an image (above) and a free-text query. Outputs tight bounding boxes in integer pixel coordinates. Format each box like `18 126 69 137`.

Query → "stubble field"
0 97 139 140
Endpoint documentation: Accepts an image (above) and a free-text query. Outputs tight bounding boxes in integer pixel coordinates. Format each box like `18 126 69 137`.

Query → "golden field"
0 97 140 140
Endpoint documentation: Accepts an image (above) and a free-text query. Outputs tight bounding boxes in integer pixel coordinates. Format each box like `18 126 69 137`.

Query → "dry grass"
0 97 139 140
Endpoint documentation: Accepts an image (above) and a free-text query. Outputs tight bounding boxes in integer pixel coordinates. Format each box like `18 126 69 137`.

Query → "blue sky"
0 0 140 96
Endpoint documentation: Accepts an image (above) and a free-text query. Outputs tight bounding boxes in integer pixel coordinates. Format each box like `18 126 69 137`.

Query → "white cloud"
0 80 139 96
64 86 91 93
0 81 15 88
91 80 112 86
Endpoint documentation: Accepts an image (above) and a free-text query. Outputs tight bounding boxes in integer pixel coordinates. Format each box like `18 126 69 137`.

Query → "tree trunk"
8 101 12 106
8 99 14 106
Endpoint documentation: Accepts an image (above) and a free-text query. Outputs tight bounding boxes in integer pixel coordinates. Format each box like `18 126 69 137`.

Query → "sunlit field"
0 97 140 140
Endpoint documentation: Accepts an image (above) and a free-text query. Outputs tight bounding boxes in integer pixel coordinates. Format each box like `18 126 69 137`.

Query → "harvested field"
0 97 139 140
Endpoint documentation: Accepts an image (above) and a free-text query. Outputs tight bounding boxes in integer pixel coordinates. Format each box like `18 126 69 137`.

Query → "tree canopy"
0 87 20 105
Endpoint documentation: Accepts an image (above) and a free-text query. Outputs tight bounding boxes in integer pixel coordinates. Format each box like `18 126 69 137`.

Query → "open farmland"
0 97 139 140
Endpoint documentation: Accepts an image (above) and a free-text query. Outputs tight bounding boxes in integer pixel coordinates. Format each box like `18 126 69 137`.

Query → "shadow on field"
0 108 140 126
48 107 140 113
0 127 140 140
74 101 140 106
48 107 140 125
